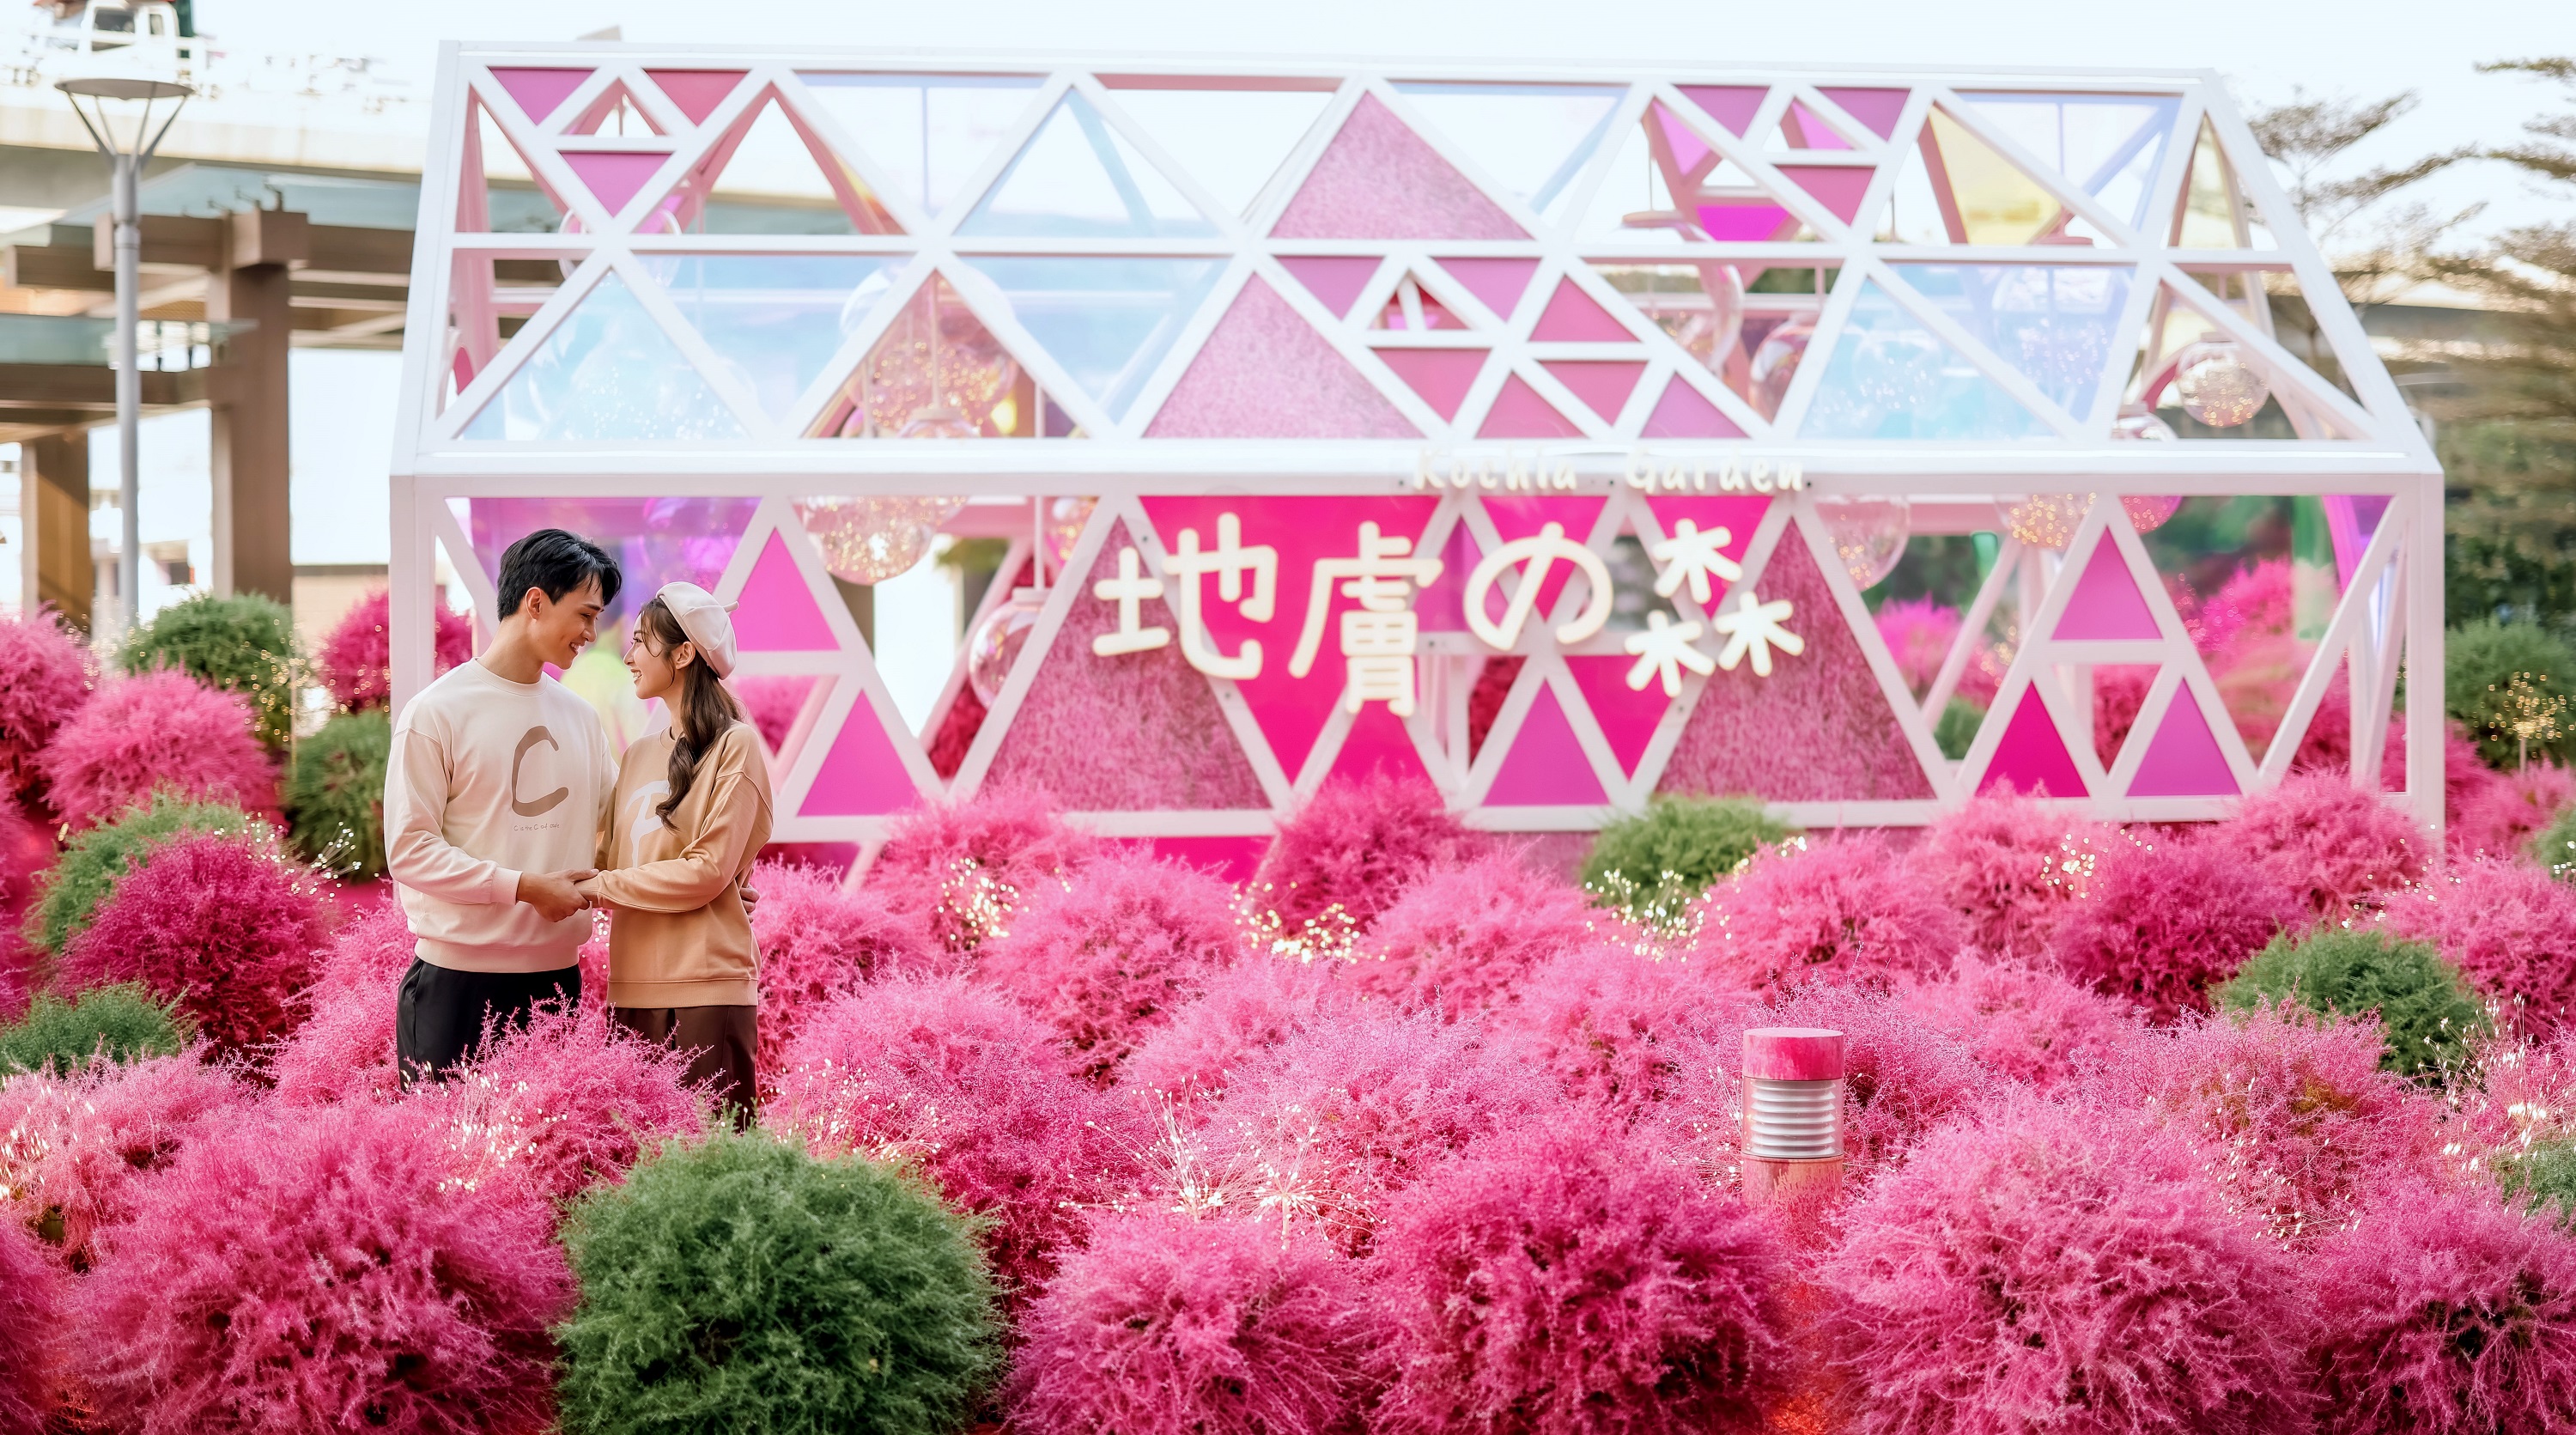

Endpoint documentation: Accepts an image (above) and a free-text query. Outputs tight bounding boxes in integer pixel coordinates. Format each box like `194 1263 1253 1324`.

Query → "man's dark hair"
496 529 622 618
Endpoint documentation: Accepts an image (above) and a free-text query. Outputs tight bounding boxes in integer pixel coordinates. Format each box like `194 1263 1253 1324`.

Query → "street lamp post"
56 75 191 636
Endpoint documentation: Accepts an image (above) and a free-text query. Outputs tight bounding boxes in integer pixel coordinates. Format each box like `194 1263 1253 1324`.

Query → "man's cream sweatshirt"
384 659 615 973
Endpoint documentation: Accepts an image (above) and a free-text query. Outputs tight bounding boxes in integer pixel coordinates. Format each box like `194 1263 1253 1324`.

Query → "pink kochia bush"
2378 860 2576 1037
0 1056 245 1271
768 976 1138 1305
0 611 92 814
744 860 934 1082
70 1100 571 1435
1910 791 2113 958
1349 852 1608 1021
2448 760 2576 861
0 797 46 1022
2105 1006 2444 1243
2306 1186 2576 1435
266 900 414 1104
1769 983 1984 1184
1902 952 2141 1091
975 851 1243 1084
1819 1100 2311 1435
1370 1118 1794 1435
1252 773 1479 933
1010 1214 1380 1435
312 587 472 713
2221 771 2427 919
58 832 325 1051
411 1005 703 1205
2050 830 2300 1023
1491 945 1749 1125
1115 954 1349 1102
1694 834 1967 993
869 788 1100 956
37 671 276 830
0 1213 61 1435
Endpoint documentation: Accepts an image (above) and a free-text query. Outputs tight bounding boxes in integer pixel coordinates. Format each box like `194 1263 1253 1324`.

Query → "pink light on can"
1741 1026 1845 1211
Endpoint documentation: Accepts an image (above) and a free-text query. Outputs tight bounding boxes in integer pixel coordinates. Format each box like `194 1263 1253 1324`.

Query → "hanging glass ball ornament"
2111 407 2178 443
2173 341 2268 429
898 404 979 441
795 496 957 584
1818 496 1911 588
1678 262 1747 371
1749 320 1814 420
2006 493 2091 550
1045 496 1096 570
2117 495 2181 532
1849 329 1942 415
966 588 1047 706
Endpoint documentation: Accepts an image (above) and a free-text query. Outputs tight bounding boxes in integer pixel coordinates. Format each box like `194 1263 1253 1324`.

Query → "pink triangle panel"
1653 102 1713 173
1323 702 1433 788
644 70 746 126
1115 836 1273 883
1376 348 1489 422
1817 87 1911 139
799 698 925 817
1642 376 1748 438
1694 201 1799 242
2127 691 2240 798
1784 101 1856 151
1529 278 1633 342
1773 164 1876 224
1146 277 1419 439
1478 374 1586 440
1678 85 1768 137
1540 360 1648 423
732 531 841 652
1478 494 1607 617
1271 93 1526 241
1977 684 2089 800
1564 654 1669 777
1486 683 1608 806
559 149 671 216
2051 532 2161 642
1437 257 1541 320
1277 255 1382 319
491 67 592 125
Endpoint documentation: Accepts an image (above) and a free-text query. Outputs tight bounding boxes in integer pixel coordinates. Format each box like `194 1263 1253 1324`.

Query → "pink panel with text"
1640 496 1770 574
1478 494 1607 618
1978 685 2089 799
2051 532 2161 641
1271 94 1526 241
2128 693 2239 798
1487 683 1607 806
732 532 839 652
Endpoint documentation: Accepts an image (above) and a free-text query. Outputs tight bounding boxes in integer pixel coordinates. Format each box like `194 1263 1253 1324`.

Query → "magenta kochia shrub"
745 860 936 1083
2220 771 2427 919
1349 852 1610 1022
0 1055 244 1271
0 1197 63 1435
68 1100 572 1435
1693 833 1968 993
1819 1099 2312 1435
1901 953 2142 1091
1251 773 1479 933
36 672 276 831
2306 1186 2576 1434
1911 791 2114 958
1489 944 1751 1125
768 976 1139 1307
311 587 473 713
265 900 413 1105
2377 859 2576 1037
2050 830 2302 1024
975 850 1243 1084
1115 954 1350 1103
412 1005 704 1205
57 831 325 1052
869 789 1100 956
0 611 93 817
1010 1213 1380 1435
1369 1117 1794 1435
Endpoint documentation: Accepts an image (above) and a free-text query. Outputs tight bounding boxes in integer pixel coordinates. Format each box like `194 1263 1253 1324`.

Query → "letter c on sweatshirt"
511 727 569 818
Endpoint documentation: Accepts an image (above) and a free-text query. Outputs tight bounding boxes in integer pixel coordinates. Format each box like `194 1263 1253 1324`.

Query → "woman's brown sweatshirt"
582 721 773 1008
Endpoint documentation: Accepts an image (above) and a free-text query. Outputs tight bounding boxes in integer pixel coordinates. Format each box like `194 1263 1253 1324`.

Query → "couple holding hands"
383 529 773 1122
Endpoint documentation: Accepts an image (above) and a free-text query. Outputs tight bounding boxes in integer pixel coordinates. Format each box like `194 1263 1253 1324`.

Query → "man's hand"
739 883 759 915
517 868 597 922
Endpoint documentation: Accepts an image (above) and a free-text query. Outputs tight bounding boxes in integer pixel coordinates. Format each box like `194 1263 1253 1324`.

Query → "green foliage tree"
1578 797 1796 934
2535 801 2576 879
556 1130 1000 1435
2215 929 2489 1079
2500 1137 2576 1227
0 984 190 1073
286 710 390 878
25 795 252 954
2445 618 2576 767
118 592 299 748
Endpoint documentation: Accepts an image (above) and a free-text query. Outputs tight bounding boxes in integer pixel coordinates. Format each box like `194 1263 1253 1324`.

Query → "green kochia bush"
286 709 390 878
2537 804 2576 881
2215 929 2489 1080
556 1130 1001 1435
119 591 299 749
0 983 190 1073
2446 618 2576 769
1578 796 1795 922
2500 1138 2576 1228
25 795 252 954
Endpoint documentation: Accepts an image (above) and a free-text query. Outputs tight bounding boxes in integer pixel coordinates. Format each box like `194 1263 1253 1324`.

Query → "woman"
580 581 772 1124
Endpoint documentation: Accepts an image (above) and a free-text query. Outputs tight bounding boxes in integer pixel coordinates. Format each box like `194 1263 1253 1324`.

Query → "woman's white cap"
656 581 738 678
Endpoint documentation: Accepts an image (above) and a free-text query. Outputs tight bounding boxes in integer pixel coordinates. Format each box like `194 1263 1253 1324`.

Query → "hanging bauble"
1818 496 1911 588
2173 341 2268 428
2118 495 2181 532
2111 408 2178 442
1680 262 1747 371
1849 329 1942 415
966 589 1046 706
1045 497 1096 569
1749 320 1814 420
898 404 978 441
795 496 951 584
2006 494 2090 550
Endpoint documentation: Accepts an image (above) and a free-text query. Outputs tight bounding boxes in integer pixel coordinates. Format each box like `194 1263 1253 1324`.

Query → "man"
385 528 621 1083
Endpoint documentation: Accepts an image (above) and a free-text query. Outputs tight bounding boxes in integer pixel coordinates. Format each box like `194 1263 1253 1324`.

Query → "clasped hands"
514 869 761 922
